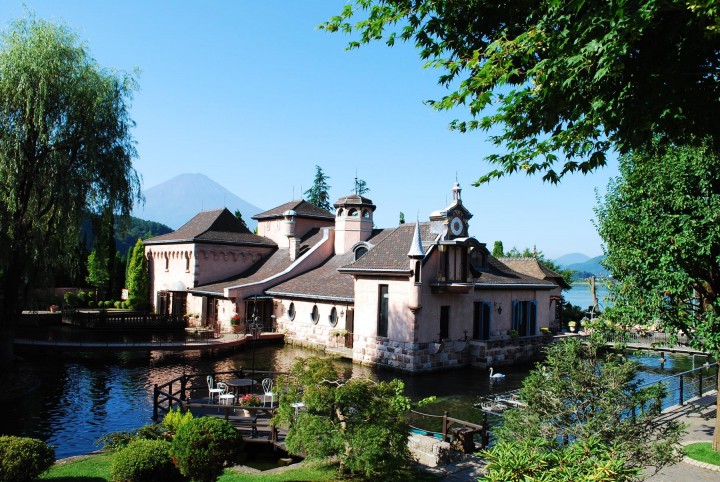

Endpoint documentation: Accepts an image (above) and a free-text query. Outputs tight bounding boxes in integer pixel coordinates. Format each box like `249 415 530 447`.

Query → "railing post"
153 384 159 421
482 412 490 448
180 372 187 402
679 374 684 406
698 366 703 397
168 381 173 410
443 411 449 443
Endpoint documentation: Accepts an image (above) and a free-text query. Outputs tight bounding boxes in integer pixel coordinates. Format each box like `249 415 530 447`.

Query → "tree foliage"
492 240 504 257
596 141 720 449
322 1 720 184
233 209 250 231
0 15 140 367
354 177 370 196
488 339 683 480
304 165 332 211
126 238 149 310
275 357 413 478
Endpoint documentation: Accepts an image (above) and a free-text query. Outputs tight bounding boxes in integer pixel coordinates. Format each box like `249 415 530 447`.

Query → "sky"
2 1 619 259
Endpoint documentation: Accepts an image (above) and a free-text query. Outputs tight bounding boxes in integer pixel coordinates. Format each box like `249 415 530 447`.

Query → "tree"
126 239 149 310
322 1 720 184
275 357 414 478
233 209 250 231
354 177 370 196
484 339 683 480
0 16 140 368
596 140 720 449
304 165 332 211
399 212 405 224
492 240 504 257
86 250 110 300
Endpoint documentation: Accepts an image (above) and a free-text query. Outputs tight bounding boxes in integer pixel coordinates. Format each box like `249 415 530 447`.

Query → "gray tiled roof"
191 228 326 294
498 257 570 288
145 208 275 247
252 199 334 220
340 222 441 272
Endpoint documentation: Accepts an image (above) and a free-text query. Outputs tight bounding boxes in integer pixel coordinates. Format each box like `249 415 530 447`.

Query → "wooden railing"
408 409 490 448
63 309 186 330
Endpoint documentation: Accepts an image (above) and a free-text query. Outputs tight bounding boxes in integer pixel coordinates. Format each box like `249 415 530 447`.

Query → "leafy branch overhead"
321 1 720 184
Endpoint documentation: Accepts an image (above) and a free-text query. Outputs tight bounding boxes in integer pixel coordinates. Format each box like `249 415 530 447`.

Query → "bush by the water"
162 407 193 436
110 438 182 482
170 417 244 482
96 424 165 451
0 435 55 482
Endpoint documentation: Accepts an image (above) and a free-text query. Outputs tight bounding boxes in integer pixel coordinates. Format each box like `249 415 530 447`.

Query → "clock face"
450 216 463 236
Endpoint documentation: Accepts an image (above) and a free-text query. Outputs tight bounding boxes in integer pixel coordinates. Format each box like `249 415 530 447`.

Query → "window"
354 246 368 260
512 300 538 336
444 246 467 281
473 301 491 340
362 209 370 218
164 255 169 271
329 307 338 327
378 285 389 337
414 260 421 283
311 305 319 324
287 302 296 321
185 254 190 272
337 208 344 216
440 306 450 340
348 208 359 216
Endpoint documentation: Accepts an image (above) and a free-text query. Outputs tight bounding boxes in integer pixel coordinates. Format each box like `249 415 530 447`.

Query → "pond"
1 340 709 459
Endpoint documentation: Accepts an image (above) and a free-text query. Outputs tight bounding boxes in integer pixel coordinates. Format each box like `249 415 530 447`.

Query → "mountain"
554 252 591 268
132 173 264 230
566 255 610 279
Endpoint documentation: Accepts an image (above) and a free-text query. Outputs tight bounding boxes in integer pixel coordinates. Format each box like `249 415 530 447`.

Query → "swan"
489 367 505 379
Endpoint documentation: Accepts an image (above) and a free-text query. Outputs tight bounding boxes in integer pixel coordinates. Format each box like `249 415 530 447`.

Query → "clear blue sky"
2 1 618 259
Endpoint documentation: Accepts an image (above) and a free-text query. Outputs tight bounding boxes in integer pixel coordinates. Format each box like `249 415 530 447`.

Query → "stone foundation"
408 433 451 467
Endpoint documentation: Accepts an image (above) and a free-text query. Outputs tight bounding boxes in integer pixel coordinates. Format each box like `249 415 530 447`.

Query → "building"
144 184 566 372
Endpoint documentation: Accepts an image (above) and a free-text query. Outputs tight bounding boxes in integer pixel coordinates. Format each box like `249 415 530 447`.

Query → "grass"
684 442 720 466
37 453 439 481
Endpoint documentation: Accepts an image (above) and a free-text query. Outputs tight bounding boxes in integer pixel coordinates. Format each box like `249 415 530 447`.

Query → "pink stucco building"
145 184 567 372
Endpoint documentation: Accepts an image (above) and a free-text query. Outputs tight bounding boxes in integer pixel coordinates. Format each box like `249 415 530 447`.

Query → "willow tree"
0 17 140 369
596 141 720 449
322 1 720 184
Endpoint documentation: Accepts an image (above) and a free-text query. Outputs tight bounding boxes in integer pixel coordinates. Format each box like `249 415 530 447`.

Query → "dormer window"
354 245 368 260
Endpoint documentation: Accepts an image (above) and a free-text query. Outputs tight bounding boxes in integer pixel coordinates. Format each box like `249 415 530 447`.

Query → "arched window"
165 255 169 271
185 254 190 272
354 246 368 260
329 307 338 327
414 260 421 283
337 208 344 216
348 208 359 216
287 302 296 321
311 305 319 324
362 210 370 218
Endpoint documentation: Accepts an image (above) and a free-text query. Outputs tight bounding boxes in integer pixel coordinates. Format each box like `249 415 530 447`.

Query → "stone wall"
350 334 552 372
408 433 451 467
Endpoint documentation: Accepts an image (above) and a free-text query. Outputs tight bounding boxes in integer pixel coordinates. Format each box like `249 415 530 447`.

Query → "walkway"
14 332 284 351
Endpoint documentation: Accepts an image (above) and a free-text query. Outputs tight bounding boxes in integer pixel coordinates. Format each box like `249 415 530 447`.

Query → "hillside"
554 252 591 267
567 255 610 279
133 173 263 230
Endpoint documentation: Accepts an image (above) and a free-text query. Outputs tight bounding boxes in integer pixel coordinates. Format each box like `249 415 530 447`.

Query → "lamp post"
248 296 263 386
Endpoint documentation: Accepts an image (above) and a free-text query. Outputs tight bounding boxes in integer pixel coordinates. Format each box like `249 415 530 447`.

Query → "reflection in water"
1 344 702 459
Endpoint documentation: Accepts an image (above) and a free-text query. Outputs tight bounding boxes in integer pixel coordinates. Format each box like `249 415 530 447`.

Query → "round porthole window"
287 302 296 321
311 305 319 324
329 307 338 327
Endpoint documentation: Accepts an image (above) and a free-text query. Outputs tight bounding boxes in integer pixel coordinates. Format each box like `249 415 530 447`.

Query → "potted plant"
540 327 552 337
238 393 263 416
508 329 519 339
230 314 242 333
49 304 59 313
568 321 577 332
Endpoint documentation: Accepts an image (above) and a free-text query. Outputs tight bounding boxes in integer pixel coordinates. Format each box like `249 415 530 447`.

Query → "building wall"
257 217 333 248
275 297 353 348
145 243 195 309
194 244 273 287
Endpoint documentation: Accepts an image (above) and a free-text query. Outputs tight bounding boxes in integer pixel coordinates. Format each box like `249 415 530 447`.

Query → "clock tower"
429 181 473 239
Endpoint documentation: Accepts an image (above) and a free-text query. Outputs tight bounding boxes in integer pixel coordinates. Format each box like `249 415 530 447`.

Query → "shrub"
115 300 122 309
77 291 89 306
88 300 96 308
110 438 182 482
170 417 244 482
122 300 130 309
0 435 55 482
64 291 79 307
162 407 193 436
96 424 165 451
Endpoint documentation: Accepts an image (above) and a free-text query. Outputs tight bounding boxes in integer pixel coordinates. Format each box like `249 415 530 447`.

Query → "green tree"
0 16 140 368
304 165 332 211
492 240 504 257
399 211 405 224
485 339 683 480
86 250 110 301
322 1 720 184
233 209 250 231
126 238 149 311
354 177 370 196
275 357 413 478
596 140 720 449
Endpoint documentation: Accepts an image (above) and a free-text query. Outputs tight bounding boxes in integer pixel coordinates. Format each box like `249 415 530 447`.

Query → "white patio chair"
261 378 274 407
207 375 223 403
217 382 235 406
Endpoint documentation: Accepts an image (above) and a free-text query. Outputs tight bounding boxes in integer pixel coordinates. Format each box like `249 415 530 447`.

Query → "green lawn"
684 442 720 466
37 453 438 481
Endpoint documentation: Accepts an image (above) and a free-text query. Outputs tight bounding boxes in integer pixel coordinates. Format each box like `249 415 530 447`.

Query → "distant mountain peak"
554 252 591 268
133 173 263 230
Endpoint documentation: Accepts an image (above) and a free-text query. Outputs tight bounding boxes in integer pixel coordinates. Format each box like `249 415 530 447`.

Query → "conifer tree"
304 165 332 211
126 238 149 310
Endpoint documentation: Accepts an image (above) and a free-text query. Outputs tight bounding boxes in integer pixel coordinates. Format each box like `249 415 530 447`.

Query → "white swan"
489 367 505 379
